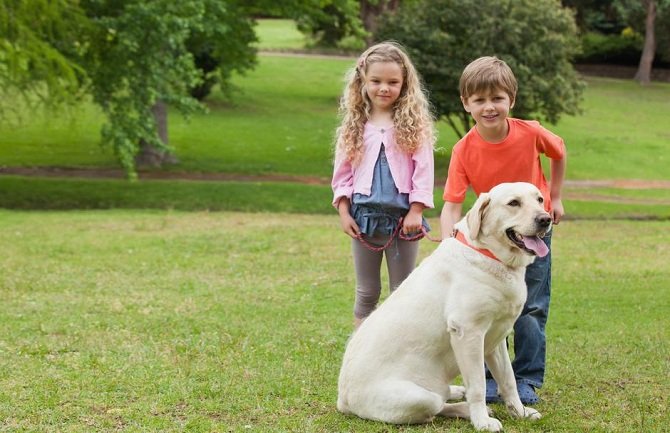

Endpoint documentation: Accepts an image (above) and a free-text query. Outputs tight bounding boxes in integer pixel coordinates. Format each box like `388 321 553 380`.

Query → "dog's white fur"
337 182 552 432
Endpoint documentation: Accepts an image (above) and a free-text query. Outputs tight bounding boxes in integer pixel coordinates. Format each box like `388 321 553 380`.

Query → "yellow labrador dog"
337 182 552 432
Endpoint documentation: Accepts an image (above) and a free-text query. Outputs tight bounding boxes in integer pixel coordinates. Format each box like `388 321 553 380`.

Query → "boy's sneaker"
485 378 501 403
517 381 540 404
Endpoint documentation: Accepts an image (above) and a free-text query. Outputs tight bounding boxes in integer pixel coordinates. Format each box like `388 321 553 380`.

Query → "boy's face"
461 89 515 138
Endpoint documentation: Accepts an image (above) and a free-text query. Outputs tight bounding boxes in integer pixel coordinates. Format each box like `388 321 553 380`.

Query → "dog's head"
457 182 552 268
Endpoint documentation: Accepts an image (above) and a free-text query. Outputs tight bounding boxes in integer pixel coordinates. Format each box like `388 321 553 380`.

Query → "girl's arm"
331 149 354 208
409 141 435 209
337 197 360 239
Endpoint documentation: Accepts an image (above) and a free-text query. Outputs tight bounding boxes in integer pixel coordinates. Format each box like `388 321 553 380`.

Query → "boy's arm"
550 155 566 224
440 201 463 240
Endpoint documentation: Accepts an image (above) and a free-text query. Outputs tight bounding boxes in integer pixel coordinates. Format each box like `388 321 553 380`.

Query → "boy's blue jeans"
487 232 552 389
512 232 551 388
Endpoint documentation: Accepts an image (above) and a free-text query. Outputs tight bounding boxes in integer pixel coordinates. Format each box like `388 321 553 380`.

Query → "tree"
188 1 257 101
376 0 585 137
0 0 88 119
635 0 657 83
79 0 256 174
1 0 257 178
294 0 366 50
562 0 627 33
612 0 670 80
359 0 400 45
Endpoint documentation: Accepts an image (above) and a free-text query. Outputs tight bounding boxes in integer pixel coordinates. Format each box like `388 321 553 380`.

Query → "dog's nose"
536 214 552 228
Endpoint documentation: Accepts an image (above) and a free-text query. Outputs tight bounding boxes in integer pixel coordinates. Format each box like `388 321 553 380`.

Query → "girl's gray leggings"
351 233 419 319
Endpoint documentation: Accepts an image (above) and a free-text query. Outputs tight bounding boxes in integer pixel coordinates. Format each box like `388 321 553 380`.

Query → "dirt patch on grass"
3 165 670 188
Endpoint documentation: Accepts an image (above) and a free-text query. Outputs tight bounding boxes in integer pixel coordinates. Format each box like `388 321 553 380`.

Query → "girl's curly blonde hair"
335 41 435 165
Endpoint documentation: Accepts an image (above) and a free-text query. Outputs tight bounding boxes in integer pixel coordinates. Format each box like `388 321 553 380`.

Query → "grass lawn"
1 55 668 182
1 54 668 217
254 18 306 51
1 175 669 221
0 17 668 433
0 210 667 432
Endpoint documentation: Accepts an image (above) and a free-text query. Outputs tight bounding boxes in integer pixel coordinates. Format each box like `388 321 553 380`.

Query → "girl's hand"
402 207 423 235
339 213 361 239
336 198 360 239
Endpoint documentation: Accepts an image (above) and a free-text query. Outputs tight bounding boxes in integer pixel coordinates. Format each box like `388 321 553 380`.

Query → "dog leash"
355 217 442 252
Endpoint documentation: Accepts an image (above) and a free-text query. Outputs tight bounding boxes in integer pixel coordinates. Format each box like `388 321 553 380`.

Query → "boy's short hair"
459 56 518 101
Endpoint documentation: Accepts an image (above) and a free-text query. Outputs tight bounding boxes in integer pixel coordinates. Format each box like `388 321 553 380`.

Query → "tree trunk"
135 100 179 167
360 0 401 45
634 0 656 85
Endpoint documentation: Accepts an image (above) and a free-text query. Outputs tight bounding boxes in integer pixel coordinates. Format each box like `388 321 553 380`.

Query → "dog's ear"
466 193 490 239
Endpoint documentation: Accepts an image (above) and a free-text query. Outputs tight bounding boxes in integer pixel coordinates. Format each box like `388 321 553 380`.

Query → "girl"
331 41 435 328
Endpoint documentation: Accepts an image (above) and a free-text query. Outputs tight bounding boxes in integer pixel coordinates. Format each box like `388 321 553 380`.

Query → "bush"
577 30 643 65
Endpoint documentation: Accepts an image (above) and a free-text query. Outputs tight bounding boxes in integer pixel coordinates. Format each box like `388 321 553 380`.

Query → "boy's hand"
440 201 463 240
552 198 564 224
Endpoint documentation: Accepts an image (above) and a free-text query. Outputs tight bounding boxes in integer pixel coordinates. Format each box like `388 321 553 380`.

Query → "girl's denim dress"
350 144 430 237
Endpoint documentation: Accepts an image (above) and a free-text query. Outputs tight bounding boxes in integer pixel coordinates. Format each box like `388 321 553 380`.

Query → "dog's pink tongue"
522 235 549 257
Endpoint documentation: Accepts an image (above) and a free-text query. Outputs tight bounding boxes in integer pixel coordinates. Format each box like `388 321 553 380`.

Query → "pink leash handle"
356 217 441 252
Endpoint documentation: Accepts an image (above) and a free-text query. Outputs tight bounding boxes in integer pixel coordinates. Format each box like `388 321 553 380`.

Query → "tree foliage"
294 0 366 50
563 0 670 68
615 0 670 65
80 0 256 176
1 0 257 177
0 0 88 117
376 0 585 137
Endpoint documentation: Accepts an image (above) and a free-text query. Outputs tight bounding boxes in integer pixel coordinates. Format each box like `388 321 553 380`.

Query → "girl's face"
364 61 404 114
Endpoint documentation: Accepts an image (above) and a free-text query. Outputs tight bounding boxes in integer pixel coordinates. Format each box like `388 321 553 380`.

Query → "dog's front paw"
472 416 503 432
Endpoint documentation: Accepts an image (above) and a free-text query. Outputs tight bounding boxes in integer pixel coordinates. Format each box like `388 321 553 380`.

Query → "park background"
1 1 669 432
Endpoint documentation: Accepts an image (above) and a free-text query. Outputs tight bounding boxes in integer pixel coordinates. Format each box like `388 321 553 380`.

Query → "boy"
440 56 566 404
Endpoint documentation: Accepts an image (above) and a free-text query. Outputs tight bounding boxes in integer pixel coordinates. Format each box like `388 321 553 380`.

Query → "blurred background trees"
1 0 256 177
1 0 667 175
564 0 669 84
376 0 585 137
0 0 88 115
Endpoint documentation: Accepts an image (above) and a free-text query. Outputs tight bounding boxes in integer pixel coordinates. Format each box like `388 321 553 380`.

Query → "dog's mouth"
505 228 549 257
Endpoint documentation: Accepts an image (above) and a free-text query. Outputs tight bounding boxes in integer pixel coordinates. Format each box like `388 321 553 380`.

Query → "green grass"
0 210 667 432
254 18 306 50
0 176 335 214
2 55 668 182
2 176 668 221
0 55 353 176
0 19 667 433
0 30 669 216
552 77 670 180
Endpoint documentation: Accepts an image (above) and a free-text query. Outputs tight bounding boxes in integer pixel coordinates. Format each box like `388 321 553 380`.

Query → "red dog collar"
454 230 501 263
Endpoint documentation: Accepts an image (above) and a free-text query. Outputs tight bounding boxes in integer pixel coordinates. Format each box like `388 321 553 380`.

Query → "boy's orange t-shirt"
443 118 565 212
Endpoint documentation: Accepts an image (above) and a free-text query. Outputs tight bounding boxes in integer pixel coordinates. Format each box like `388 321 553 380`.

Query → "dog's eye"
538 197 544 204
507 200 520 207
